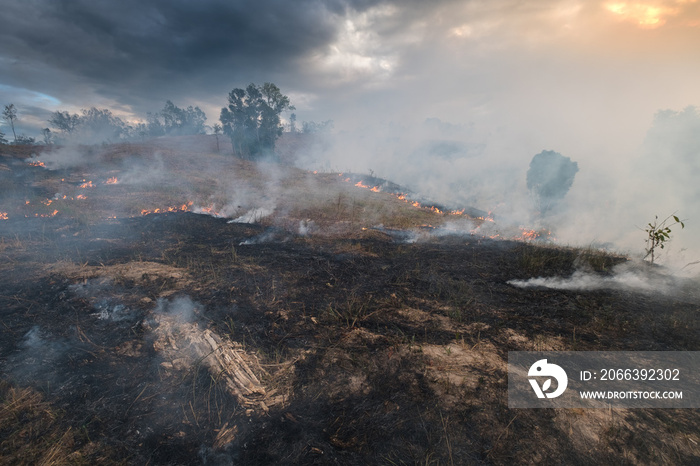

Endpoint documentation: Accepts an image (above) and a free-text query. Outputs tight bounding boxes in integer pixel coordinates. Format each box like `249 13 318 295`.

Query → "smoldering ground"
293 107 700 275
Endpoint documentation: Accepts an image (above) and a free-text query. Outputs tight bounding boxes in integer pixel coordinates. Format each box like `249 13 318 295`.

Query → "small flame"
79 180 95 188
76 194 87 200
28 210 59 218
0 212 8 220
516 227 554 242
140 201 194 216
28 161 46 168
195 205 224 217
105 177 118 185
42 199 53 206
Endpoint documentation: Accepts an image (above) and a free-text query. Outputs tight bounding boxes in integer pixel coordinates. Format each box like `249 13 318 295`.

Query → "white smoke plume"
507 260 700 300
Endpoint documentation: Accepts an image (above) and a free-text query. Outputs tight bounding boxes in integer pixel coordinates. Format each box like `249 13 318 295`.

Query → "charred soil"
0 140 698 465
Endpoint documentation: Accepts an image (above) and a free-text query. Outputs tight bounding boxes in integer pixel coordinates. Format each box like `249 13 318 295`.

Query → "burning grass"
0 138 698 464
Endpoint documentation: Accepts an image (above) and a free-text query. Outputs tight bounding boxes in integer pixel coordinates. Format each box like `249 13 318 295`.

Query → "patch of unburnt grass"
0 380 124 465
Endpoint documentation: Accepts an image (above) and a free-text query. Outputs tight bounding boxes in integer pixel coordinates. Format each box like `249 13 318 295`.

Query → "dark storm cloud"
0 0 398 113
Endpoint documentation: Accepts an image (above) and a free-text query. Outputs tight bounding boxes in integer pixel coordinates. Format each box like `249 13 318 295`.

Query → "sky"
1 0 700 260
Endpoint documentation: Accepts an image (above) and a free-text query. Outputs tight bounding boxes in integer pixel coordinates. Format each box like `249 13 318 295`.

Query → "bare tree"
213 124 222 153
42 128 53 145
3 104 17 142
48 111 81 135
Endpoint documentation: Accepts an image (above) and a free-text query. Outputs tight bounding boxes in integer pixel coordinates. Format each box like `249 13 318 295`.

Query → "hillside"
0 137 698 465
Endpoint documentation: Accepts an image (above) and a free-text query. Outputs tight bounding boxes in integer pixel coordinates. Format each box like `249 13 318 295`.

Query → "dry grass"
0 381 122 465
0 137 697 465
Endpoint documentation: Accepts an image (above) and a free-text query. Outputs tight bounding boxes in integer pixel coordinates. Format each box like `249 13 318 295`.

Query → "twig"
486 414 518 459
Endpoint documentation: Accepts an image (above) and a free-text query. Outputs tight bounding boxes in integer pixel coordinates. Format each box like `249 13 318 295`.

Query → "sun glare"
604 0 697 28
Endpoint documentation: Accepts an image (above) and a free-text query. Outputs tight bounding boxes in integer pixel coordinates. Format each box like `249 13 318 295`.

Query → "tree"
146 112 165 137
302 120 334 134
3 104 17 142
14 134 35 145
289 113 297 133
220 82 294 159
0 129 7 145
213 124 222 153
526 150 578 214
644 214 684 264
159 100 207 135
48 111 81 135
77 108 127 143
41 128 53 145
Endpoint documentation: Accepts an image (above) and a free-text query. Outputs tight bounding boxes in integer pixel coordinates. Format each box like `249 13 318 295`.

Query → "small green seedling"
644 214 685 264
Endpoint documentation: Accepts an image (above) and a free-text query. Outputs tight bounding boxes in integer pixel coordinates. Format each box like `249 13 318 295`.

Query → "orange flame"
29 161 46 167
196 205 223 217
105 177 118 185
79 180 95 188
28 210 59 218
140 201 194 216
342 176 480 218
0 212 8 220
515 227 554 242
76 194 87 200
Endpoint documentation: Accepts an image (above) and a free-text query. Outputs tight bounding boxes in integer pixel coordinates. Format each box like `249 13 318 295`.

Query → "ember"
141 201 194 216
517 227 554 242
195 205 224 217
27 210 59 218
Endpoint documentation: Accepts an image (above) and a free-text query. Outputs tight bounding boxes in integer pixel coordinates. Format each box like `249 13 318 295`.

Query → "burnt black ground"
1 140 699 464
1 211 698 465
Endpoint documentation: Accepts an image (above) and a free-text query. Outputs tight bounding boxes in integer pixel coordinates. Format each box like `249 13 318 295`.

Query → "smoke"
153 295 200 323
293 104 700 271
508 261 677 293
29 145 91 170
228 207 274 224
6 326 72 386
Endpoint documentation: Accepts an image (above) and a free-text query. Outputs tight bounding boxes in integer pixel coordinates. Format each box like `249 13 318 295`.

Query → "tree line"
1 83 331 160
